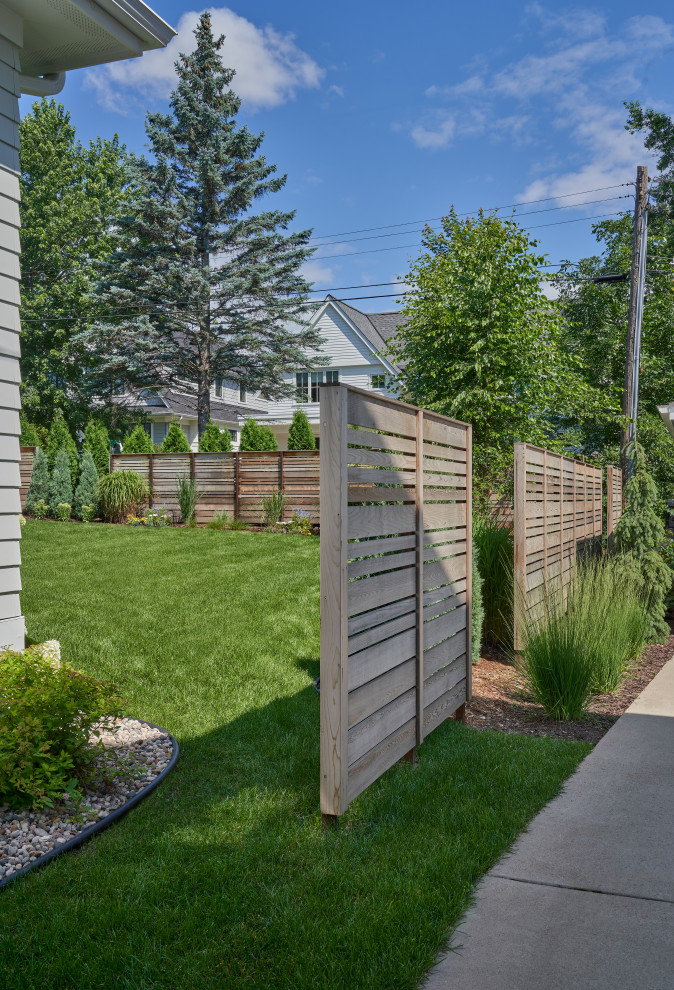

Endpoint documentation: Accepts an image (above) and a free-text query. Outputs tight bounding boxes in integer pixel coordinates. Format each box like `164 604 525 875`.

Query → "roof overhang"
657 404 674 439
3 0 175 80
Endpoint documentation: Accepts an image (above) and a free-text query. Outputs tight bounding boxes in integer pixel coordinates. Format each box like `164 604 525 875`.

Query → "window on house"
152 422 169 446
296 372 309 403
371 374 387 389
326 370 339 384
239 385 247 403
229 429 238 443
214 379 223 398
310 371 323 402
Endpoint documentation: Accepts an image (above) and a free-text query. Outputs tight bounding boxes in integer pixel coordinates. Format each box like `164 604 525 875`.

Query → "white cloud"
411 116 456 149
328 85 344 97
301 260 336 286
85 7 323 113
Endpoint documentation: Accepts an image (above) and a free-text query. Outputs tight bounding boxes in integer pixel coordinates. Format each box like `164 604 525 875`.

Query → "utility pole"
621 165 649 482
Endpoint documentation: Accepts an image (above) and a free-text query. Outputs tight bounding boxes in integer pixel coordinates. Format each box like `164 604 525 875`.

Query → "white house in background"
122 295 407 450
0 0 175 651
657 403 674 439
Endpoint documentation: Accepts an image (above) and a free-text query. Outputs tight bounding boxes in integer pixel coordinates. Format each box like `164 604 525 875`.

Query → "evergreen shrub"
73 451 99 519
32 499 49 520
25 448 50 516
49 449 73 517
56 503 71 521
81 505 95 523
240 418 277 451
45 409 78 483
82 419 110 475
161 422 191 453
123 423 153 454
287 410 316 450
199 418 231 452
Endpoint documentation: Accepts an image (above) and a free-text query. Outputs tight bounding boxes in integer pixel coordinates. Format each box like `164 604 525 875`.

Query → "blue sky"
20 1 674 310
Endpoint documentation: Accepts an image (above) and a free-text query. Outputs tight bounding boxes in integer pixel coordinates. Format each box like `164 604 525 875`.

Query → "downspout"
18 72 66 97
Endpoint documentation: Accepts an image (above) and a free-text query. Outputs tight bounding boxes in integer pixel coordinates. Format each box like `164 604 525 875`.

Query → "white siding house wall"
0 15 24 649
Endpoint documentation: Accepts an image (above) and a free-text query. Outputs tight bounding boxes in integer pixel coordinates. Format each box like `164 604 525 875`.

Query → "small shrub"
73 450 99 519
97 470 149 523
45 409 78 483
474 515 513 648
288 509 313 535
228 516 249 530
206 511 230 530
32 498 49 520
81 504 96 523
261 489 286 528
176 474 201 524
82 419 111 475
240 418 277 451
199 419 232 452
49 449 73 517
0 649 124 810
142 505 171 527
471 539 485 663
56 502 71 521
123 423 153 454
25 447 50 515
287 410 316 450
162 422 191 453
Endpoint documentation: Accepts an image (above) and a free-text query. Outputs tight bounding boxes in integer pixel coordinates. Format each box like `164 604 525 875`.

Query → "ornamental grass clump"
517 556 648 718
261 489 286 528
176 473 201 524
0 648 124 810
97 470 149 523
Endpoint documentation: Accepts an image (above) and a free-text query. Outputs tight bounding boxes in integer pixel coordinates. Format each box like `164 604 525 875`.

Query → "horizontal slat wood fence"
320 384 471 818
19 447 36 507
110 451 320 525
606 464 623 547
513 442 603 651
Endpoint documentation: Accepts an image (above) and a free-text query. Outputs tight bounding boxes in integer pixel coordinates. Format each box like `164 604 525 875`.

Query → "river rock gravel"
0 718 174 885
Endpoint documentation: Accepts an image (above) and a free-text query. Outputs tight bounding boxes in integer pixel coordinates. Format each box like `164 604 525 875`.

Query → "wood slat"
423 632 466 679
348 628 417 691
346 426 417 454
348 609 416 656
348 657 416 729
347 686 416 765
423 555 467 591
348 567 416 616
423 679 466 736
347 549 417 580
347 390 417 439
347 718 416 805
347 504 416 540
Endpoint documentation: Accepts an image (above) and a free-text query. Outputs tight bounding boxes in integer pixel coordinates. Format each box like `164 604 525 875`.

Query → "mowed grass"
0 522 590 990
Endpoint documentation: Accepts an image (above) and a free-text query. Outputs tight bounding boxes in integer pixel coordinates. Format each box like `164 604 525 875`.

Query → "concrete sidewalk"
425 656 674 990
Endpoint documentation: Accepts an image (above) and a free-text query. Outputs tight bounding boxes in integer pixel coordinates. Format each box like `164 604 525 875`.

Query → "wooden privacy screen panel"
110 451 320 524
320 384 472 817
606 465 623 545
19 447 36 510
513 443 603 651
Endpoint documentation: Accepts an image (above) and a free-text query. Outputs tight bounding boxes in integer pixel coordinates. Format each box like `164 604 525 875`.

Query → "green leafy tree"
239 418 277 451
77 13 325 438
48 449 73 517
471 540 485 664
82 419 110 475
625 101 674 256
25 448 49 515
287 410 316 450
44 409 78 484
18 100 128 433
122 423 153 454
73 451 99 519
19 415 40 447
199 418 232 452
389 208 603 504
161 422 191 453
615 442 672 642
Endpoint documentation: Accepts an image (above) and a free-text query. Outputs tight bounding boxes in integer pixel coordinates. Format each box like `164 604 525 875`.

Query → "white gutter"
18 72 66 96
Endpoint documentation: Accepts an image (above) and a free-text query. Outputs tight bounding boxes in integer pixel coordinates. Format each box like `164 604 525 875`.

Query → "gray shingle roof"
115 389 265 423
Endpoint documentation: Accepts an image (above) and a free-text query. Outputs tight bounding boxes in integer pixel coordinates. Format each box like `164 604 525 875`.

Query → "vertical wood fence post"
542 450 548 596
414 409 424 748
513 443 526 653
234 452 240 520
320 385 348 820
279 451 285 521
190 452 195 482
465 424 473 701
148 453 154 505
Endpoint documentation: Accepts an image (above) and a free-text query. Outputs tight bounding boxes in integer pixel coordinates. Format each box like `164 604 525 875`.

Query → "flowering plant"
289 509 313 536
128 504 172 527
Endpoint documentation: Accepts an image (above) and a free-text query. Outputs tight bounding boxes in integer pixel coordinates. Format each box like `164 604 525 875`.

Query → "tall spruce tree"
25 448 49 515
82 419 110 475
79 13 324 437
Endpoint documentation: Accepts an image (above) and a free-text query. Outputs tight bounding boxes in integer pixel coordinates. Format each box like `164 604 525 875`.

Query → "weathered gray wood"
423 679 466 736
347 504 416 540
346 426 417 454
416 408 424 745
347 718 417 805
348 627 417 690
348 658 416 728
348 686 416 766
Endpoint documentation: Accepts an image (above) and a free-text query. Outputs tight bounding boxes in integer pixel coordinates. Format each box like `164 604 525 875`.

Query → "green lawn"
1 522 590 989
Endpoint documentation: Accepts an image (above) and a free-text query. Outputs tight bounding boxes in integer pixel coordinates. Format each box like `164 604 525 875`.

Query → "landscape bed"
0 522 590 990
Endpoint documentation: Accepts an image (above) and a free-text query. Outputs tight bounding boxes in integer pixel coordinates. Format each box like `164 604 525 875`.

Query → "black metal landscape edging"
0 720 179 891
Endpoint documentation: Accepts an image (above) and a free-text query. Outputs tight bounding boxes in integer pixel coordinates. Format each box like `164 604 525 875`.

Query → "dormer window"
239 385 247 403
214 379 223 398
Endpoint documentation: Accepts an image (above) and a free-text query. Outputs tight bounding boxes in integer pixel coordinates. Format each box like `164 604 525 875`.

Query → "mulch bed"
466 625 674 743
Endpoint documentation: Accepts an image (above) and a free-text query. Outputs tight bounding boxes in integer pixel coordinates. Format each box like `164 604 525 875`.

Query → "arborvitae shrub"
615 441 672 642
25 448 50 515
287 410 316 450
472 539 485 663
239 418 277 451
45 409 78 483
161 422 191 453
49 449 73 517
82 419 110 475
199 419 231 452
73 451 99 519
123 423 153 454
